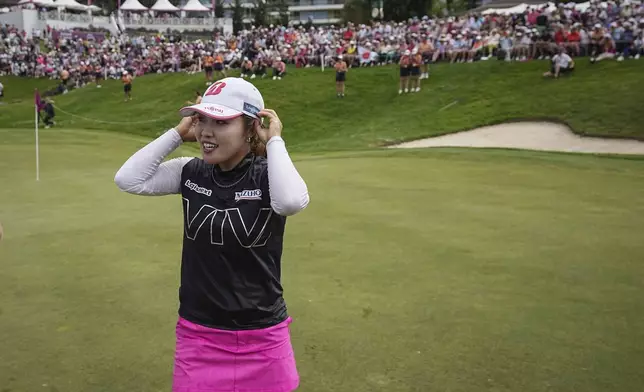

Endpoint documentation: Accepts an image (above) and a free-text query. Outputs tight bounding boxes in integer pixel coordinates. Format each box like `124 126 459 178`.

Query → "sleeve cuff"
266 136 284 147
169 128 183 142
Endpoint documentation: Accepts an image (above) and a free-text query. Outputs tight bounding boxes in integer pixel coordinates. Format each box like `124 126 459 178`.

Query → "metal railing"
39 12 218 26
39 11 93 23
290 0 344 6
121 16 216 26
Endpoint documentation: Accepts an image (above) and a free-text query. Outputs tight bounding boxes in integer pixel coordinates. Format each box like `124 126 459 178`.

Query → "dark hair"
244 115 266 157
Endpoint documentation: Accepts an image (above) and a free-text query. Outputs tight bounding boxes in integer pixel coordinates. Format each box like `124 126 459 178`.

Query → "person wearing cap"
272 56 286 80
334 54 347 98
240 56 253 78
450 34 465 63
202 52 215 85
39 97 55 128
590 24 606 62
469 35 484 62
213 51 227 79
399 49 411 94
543 46 574 78
410 48 422 92
94 62 103 88
253 57 267 79
114 77 309 392
418 36 433 79
121 71 132 102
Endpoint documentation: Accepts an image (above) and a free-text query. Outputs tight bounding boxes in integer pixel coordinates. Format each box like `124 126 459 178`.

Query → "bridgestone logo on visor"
243 102 260 116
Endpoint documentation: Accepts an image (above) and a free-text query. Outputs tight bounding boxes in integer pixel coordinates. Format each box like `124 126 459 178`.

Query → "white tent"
120 0 148 11
181 0 210 12
151 0 179 11
483 3 535 15
18 0 58 7
54 0 88 10
482 1 592 15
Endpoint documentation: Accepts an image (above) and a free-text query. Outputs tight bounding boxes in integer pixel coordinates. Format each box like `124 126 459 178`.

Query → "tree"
383 0 411 21
343 0 371 24
274 0 289 26
232 0 244 33
253 0 268 27
407 0 431 18
214 0 224 17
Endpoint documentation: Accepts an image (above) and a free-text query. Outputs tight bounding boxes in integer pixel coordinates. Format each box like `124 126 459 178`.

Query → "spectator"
41 98 55 128
543 47 575 78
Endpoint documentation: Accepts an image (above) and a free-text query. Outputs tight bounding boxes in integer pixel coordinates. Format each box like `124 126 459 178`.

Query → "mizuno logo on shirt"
185 180 212 196
235 189 262 201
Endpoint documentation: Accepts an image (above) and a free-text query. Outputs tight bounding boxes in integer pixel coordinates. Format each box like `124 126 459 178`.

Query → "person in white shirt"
543 47 575 78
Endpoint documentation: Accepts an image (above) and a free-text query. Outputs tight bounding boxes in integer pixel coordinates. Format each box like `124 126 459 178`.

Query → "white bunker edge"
388 122 644 156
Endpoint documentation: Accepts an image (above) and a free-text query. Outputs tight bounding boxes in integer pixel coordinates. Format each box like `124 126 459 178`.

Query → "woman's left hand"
254 109 283 143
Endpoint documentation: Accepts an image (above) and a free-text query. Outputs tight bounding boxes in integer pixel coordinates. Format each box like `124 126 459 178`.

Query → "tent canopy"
19 0 60 7
181 0 210 12
151 0 179 11
54 0 88 10
120 0 148 11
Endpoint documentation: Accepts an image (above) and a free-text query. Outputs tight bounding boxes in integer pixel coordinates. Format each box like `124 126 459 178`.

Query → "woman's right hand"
176 115 197 142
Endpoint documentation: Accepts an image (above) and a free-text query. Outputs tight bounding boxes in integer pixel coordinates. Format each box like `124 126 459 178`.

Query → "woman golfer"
114 77 309 392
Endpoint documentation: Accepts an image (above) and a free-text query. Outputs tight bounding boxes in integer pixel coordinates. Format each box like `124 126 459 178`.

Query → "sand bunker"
389 122 644 155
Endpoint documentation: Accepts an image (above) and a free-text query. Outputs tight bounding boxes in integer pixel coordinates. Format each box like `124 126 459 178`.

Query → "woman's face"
194 115 250 167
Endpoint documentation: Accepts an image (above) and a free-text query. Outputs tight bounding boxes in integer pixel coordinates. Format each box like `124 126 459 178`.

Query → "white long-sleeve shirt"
114 129 309 216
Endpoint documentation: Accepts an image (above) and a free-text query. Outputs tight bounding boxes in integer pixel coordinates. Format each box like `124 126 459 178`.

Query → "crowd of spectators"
1 0 642 90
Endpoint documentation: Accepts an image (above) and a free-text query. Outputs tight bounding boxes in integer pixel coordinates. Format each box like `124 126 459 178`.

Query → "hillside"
1 60 643 152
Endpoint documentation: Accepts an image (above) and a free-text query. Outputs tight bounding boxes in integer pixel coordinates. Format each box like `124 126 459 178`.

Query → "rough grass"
1 59 643 154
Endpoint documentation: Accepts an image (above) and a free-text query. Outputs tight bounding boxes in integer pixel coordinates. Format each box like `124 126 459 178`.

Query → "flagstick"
35 103 40 182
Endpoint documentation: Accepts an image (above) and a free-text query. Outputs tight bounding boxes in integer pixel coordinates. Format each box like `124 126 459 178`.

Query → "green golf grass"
1 127 644 392
1 59 644 391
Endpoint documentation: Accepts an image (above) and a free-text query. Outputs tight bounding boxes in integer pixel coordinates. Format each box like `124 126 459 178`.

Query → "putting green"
1 128 644 392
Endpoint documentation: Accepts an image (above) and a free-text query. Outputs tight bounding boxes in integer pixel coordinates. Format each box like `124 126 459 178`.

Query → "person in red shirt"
566 27 581 56
554 26 568 49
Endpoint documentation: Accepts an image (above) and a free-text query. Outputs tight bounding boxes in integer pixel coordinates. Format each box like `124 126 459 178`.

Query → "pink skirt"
172 316 300 392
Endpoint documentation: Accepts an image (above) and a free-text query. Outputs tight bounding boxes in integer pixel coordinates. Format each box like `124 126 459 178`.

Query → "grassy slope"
1 61 644 391
1 59 643 153
1 128 644 392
